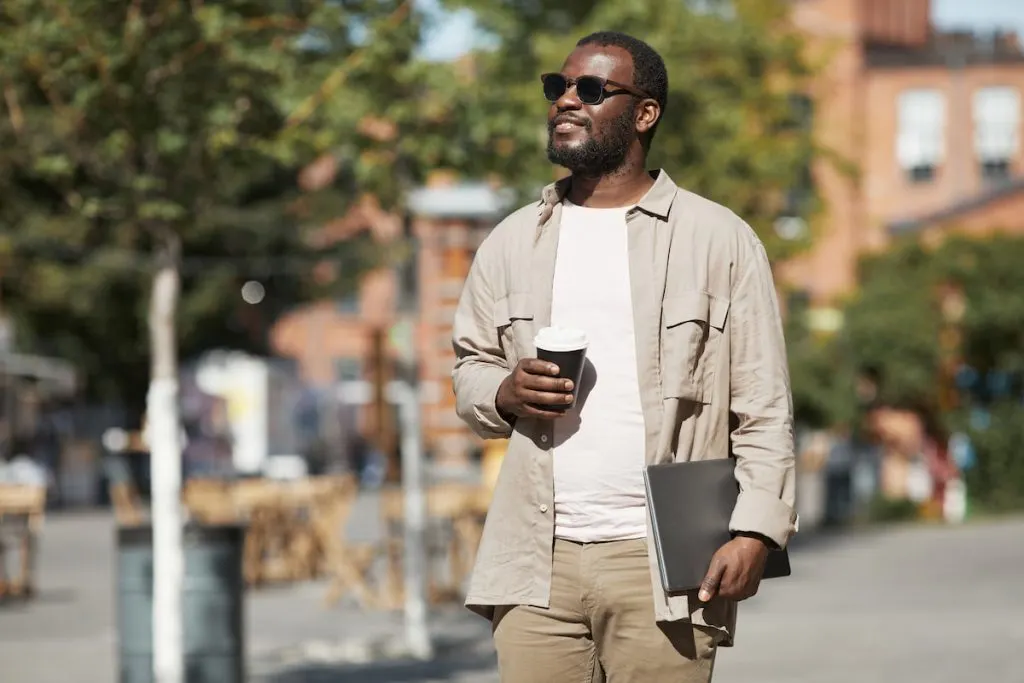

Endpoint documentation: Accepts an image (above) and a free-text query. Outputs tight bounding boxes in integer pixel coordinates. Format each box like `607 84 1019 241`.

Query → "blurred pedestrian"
0 437 53 491
452 31 797 683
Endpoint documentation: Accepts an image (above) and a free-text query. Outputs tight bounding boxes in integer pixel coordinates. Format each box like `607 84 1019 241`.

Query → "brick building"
270 181 507 467
782 0 1024 313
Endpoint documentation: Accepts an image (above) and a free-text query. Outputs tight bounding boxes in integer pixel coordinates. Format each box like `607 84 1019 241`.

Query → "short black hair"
576 31 669 137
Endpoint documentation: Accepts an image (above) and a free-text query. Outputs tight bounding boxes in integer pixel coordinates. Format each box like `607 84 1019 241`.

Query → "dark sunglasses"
540 72 652 106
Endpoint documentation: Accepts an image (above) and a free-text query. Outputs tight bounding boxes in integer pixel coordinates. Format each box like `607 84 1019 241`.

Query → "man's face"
546 45 639 177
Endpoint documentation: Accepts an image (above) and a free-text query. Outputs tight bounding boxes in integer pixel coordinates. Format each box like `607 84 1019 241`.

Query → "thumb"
698 556 726 603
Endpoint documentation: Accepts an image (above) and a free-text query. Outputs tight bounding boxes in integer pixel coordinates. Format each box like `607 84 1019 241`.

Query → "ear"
635 99 661 135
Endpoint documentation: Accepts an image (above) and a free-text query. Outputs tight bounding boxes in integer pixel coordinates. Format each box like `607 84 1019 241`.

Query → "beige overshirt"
451 169 799 645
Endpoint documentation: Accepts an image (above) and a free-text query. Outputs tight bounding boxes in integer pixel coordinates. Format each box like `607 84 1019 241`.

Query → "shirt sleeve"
451 240 514 440
726 227 799 549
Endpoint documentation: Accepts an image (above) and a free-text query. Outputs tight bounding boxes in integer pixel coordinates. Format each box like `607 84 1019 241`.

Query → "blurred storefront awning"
0 352 77 395
407 182 514 219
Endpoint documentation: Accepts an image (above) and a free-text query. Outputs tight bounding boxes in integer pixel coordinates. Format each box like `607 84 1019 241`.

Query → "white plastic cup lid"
534 326 588 352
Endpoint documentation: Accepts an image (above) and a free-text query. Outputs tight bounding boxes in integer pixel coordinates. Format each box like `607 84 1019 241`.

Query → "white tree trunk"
396 379 432 660
148 255 184 683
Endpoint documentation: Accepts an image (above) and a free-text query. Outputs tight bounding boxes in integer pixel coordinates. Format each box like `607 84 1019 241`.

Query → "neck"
566 158 654 208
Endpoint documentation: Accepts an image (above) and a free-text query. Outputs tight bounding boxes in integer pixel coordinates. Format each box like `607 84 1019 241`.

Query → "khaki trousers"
492 538 720 683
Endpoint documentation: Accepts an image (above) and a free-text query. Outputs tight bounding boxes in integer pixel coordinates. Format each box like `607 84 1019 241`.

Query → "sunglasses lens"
542 74 567 102
575 76 605 105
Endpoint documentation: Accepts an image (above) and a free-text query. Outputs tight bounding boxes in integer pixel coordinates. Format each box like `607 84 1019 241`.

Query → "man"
452 31 797 682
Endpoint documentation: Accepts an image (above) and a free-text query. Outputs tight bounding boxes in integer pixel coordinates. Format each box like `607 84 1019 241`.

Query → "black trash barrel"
117 524 246 683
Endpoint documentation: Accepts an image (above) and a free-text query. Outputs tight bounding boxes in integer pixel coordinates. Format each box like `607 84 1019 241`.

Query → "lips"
551 115 589 134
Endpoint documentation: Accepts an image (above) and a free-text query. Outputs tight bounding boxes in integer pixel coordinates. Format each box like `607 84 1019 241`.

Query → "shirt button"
539 504 549 513
540 435 548 443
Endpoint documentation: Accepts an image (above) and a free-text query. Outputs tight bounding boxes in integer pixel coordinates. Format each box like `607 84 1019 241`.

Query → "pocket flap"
493 292 533 327
708 294 730 331
663 290 710 328
493 296 511 327
663 290 729 331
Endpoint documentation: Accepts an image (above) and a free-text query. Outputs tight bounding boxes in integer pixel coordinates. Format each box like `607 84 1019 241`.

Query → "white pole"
149 261 184 683
395 379 433 660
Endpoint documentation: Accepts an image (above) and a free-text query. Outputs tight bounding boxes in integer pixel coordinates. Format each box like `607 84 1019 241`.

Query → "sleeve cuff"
469 367 514 439
729 487 799 550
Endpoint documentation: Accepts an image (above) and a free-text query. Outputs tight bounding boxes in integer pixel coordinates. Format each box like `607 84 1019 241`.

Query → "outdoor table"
378 480 491 607
0 484 46 598
183 475 378 607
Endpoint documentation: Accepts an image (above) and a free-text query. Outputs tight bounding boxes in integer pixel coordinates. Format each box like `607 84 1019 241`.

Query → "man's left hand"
697 535 770 603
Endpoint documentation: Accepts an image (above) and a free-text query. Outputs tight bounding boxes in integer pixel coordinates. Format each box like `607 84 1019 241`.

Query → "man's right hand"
496 358 574 420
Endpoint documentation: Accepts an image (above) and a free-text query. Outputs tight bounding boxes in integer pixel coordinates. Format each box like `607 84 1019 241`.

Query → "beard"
546 106 635 177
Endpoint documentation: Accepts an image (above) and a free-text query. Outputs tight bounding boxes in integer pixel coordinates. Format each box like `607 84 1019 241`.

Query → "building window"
897 88 946 183
981 159 1011 183
908 164 936 183
973 86 1020 185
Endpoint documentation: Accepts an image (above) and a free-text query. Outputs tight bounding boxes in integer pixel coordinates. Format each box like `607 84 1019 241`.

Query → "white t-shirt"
550 201 647 542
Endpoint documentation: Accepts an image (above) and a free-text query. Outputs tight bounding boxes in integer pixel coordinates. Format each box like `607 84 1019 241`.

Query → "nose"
554 80 582 111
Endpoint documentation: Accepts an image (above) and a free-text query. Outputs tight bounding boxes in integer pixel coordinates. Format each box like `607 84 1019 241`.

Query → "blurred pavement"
1 507 1022 682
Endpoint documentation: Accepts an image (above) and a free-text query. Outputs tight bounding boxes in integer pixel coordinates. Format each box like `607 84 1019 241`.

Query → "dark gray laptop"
643 458 791 595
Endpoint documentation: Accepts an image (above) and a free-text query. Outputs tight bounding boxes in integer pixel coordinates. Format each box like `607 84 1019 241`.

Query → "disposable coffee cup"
533 326 588 412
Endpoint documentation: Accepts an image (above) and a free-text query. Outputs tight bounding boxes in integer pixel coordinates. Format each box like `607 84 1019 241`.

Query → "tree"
0 2 465 679
438 0 820 261
839 234 1024 512
784 293 857 430
842 242 943 410
0 0 463 413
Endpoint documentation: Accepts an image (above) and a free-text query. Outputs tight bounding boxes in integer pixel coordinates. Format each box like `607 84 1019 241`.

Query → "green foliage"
785 294 857 429
440 0 821 260
933 236 1024 380
834 234 1024 511
0 1 455 409
958 402 1024 512
844 243 943 409
843 235 1024 411
866 496 921 523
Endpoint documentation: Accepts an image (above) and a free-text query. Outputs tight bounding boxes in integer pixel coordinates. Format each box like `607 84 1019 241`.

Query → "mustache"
548 114 592 132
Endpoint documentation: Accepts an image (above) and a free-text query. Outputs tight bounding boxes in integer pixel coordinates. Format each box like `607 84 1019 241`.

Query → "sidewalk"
0 509 497 683
250 599 497 683
3 509 1023 682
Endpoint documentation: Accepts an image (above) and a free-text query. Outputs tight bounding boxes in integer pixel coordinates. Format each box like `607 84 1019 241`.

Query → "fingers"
513 360 574 416
698 556 726 602
519 358 562 377
520 389 574 407
715 563 745 601
522 375 574 394
710 562 758 601
519 367 573 394
501 359 576 420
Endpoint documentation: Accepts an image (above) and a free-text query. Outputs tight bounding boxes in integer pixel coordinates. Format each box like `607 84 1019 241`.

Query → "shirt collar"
538 168 677 225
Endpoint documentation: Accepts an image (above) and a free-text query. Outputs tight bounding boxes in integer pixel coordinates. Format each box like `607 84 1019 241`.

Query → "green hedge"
786 234 1024 512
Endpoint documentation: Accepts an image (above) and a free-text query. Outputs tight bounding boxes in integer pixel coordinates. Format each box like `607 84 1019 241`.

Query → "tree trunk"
148 240 184 683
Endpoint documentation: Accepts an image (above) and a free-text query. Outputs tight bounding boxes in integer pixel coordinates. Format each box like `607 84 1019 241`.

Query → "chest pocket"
493 292 535 369
661 290 730 403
